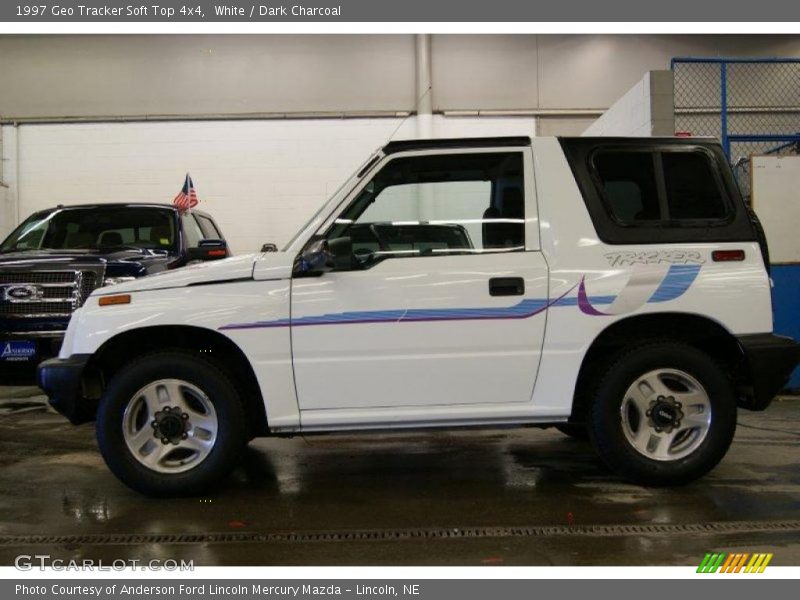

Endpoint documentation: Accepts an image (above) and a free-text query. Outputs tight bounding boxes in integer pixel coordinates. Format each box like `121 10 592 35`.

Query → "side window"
592 148 731 225
327 152 525 261
593 151 660 223
662 151 728 220
196 214 221 239
181 214 204 248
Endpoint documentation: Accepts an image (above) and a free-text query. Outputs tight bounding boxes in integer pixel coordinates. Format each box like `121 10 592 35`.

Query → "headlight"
103 276 136 286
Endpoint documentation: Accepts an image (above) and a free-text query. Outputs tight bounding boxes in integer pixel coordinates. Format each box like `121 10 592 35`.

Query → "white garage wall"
0 35 418 118
582 71 674 137
2 35 797 137
0 116 534 253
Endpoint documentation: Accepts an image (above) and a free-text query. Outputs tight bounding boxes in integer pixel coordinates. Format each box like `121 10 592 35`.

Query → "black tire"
555 423 590 441
96 351 247 497
587 341 737 486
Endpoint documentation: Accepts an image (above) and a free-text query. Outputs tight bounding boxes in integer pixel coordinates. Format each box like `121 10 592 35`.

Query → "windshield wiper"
102 245 171 255
98 245 148 252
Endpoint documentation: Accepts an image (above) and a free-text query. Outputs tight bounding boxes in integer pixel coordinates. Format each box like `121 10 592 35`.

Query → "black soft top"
382 137 531 155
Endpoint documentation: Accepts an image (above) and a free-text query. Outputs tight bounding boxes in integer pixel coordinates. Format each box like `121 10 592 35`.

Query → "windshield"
0 207 178 253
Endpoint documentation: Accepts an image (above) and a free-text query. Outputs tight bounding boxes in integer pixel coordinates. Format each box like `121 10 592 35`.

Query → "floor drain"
1 519 799 547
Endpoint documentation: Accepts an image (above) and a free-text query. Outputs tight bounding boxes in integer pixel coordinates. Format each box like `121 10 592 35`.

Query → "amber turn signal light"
98 294 131 306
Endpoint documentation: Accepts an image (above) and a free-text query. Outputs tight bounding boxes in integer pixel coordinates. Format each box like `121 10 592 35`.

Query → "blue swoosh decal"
219 266 701 331
648 264 701 303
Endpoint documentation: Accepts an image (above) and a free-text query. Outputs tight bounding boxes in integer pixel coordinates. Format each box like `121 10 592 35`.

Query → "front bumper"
737 334 800 411
37 354 94 424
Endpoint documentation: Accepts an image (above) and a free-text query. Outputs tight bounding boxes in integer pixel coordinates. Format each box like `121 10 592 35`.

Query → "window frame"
559 138 756 245
588 145 736 228
180 212 206 249
195 214 222 239
312 147 537 266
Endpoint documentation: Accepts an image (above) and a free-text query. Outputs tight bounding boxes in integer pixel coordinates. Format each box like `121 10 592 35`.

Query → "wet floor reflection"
0 395 798 565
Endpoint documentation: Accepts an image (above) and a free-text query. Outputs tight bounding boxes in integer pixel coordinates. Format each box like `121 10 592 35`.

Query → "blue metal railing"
670 57 800 160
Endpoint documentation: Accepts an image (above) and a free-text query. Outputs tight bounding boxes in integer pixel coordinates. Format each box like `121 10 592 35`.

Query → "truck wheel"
587 342 736 486
96 352 247 496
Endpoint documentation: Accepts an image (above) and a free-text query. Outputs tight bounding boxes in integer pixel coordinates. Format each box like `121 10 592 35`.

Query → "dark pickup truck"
0 203 228 374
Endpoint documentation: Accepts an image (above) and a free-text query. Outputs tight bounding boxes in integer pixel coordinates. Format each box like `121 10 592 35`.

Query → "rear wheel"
96 352 247 496
588 342 737 486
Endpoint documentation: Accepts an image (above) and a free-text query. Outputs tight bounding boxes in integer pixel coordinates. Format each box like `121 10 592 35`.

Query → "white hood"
93 252 294 295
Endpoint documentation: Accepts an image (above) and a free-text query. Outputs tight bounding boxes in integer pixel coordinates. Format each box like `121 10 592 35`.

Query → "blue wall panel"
771 264 800 389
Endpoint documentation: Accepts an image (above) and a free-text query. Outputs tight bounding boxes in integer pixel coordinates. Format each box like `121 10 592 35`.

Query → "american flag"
173 174 199 212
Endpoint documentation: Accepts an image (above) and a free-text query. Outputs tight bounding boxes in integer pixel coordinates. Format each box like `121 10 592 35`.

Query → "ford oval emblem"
3 285 44 302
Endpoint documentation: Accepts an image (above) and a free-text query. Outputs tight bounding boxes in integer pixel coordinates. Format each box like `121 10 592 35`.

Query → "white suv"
38 136 800 496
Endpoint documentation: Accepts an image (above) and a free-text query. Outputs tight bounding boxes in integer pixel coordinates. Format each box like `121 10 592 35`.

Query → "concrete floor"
0 386 799 566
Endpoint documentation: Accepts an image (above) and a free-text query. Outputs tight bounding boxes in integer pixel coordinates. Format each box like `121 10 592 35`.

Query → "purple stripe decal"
218 265 702 332
577 276 610 316
219 283 578 331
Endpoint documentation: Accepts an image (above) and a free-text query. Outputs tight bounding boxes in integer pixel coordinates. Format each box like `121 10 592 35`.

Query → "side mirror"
261 243 278 253
327 236 355 270
296 237 355 274
187 239 228 262
296 239 332 274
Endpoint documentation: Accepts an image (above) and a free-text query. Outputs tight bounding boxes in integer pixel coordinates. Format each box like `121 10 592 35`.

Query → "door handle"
489 277 525 296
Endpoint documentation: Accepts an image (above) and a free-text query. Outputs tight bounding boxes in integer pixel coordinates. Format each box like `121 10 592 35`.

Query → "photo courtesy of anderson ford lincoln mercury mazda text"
0 204 229 373
35 136 800 496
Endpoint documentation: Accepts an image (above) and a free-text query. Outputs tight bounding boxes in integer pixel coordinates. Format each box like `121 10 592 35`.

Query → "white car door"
290 146 549 426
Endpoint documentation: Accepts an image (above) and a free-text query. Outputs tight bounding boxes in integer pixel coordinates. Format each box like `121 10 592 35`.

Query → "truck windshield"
0 207 177 253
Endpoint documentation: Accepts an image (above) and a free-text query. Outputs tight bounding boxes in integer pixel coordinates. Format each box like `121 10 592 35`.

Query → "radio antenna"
385 84 433 144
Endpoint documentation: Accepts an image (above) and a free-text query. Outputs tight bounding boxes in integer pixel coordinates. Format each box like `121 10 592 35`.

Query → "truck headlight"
103 276 136 286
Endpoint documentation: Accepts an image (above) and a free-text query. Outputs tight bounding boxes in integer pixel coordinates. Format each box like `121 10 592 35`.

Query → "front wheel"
96 352 247 496
588 342 737 486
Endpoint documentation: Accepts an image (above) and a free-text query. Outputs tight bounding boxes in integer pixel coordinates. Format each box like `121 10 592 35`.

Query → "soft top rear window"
559 138 755 245
591 146 733 225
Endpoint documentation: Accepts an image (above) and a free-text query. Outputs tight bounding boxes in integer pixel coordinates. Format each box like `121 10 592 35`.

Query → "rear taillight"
712 249 746 262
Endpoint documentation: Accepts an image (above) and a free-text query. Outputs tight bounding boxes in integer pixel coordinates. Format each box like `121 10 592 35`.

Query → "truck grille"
0 270 101 318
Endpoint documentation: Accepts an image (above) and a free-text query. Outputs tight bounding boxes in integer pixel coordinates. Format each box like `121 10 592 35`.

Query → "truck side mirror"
187 239 228 261
327 236 355 270
296 237 355 274
261 243 278 253
296 239 332 274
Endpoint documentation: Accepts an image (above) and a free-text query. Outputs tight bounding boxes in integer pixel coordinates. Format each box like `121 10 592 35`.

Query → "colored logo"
1 341 36 361
697 552 773 573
